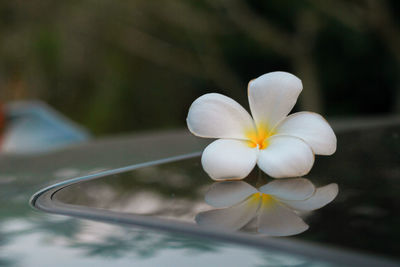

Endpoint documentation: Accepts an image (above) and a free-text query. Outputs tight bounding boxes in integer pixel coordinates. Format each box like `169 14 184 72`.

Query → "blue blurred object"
1 101 90 154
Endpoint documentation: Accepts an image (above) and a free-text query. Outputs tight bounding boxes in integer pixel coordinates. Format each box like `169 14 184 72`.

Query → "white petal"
258 198 309 236
205 181 258 208
257 136 314 178
196 195 260 231
201 139 258 181
248 72 302 131
259 178 315 201
187 93 255 140
281 183 339 211
274 112 336 155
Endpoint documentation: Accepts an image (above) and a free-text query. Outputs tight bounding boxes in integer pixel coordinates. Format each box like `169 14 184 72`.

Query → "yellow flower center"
246 124 275 150
249 192 273 205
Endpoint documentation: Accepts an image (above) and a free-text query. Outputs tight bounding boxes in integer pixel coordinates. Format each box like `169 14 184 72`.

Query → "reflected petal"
187 93 255 140
196 195 260 231
257 135 314 178
205 181 258 208
201 139 258 181
259 178 315 201
258 198 309 236
274 112 336 155
248 72 302 131
281 183 339 211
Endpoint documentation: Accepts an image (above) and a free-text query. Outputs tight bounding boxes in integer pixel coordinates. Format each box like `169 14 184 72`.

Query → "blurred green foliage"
0 0 399 135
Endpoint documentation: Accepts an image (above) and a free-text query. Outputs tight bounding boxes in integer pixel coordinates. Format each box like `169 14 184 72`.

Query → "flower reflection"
196 178 338 236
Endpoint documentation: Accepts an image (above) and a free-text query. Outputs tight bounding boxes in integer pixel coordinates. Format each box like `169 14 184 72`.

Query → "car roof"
2 117 400 266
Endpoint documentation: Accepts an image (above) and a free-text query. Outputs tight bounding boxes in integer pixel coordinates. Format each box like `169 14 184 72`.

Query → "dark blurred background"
1 0 399 136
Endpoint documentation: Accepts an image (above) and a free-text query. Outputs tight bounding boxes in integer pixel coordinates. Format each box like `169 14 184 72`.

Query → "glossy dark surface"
51 124 400 259
1 119 400 266
1 129 346 267
305 123 400 258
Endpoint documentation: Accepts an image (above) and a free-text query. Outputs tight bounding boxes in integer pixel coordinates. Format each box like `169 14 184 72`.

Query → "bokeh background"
1 0 399 135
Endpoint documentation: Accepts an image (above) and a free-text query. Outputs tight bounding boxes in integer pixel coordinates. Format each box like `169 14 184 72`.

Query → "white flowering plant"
187 71 336 180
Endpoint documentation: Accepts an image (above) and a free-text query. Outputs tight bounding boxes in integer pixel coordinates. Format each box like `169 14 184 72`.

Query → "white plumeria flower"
196 178 338 236
187 71 336 180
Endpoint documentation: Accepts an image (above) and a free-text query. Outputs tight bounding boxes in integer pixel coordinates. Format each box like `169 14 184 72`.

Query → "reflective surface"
195 179 338 236
0 130 214 267
52 124 400 259
53 160 337 236
1 121 399 266
1 217 334 267
53 157 209 222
